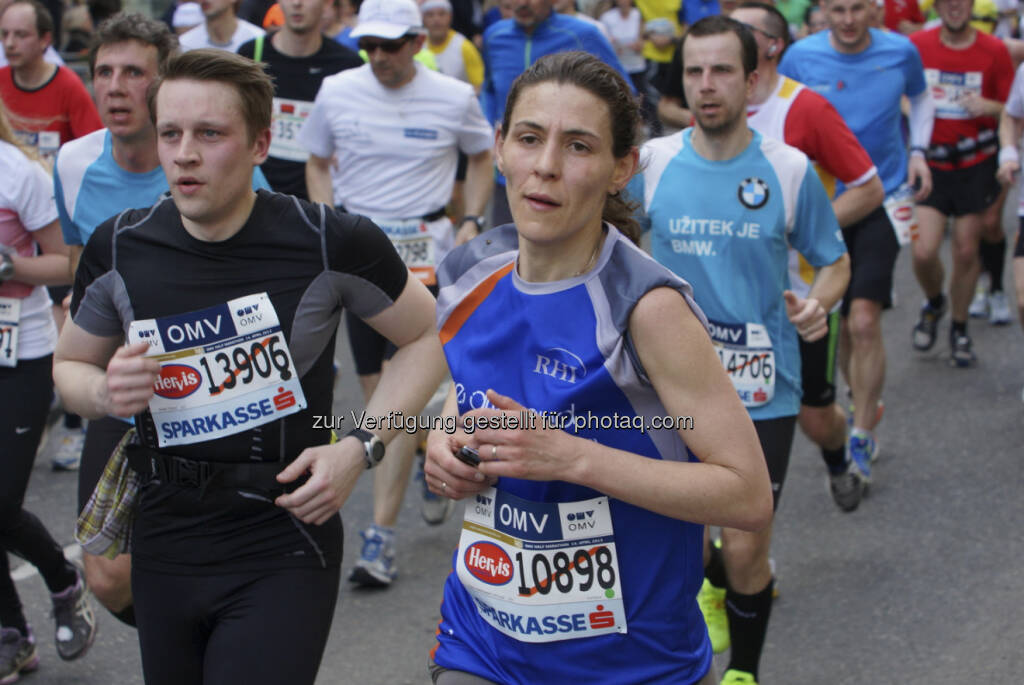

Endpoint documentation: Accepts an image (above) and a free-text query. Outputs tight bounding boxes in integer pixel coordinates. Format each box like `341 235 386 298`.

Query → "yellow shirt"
636 0 681 63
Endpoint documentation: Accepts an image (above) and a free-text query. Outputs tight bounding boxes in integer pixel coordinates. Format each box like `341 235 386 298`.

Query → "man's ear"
493 125 505 175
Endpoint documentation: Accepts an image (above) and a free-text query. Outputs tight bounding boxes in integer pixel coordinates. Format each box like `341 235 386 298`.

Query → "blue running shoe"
349 525 397 587
848 429 875 484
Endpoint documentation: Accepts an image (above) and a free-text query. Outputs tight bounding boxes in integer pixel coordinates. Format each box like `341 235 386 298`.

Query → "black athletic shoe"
949 333 976 368
51 573 97 661
912 298 947 351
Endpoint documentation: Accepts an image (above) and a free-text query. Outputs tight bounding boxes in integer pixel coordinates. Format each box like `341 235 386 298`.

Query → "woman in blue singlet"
423 52 773 685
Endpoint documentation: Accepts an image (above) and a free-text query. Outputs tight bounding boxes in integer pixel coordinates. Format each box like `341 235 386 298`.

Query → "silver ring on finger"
491 445 498 459
442 481 448 492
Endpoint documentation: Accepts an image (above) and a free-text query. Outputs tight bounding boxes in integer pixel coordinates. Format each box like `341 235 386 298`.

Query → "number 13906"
197 334 293 396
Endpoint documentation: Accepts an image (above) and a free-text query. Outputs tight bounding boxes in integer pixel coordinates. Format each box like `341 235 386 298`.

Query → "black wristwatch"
347 428 384 469
459 215 485 232
0 250 13 282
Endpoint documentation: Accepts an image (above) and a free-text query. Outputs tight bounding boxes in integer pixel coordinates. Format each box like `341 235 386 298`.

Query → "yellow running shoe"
720 669 758 684
697 578 729 653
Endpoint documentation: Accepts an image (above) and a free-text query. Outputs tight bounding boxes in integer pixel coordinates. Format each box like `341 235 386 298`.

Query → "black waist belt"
928 130 997 164
336 206 447 222
125 444 295 493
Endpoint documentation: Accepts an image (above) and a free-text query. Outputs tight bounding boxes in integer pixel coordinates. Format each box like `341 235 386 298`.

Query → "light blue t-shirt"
55 128 272 247
634 129 846 420
779 28 927 195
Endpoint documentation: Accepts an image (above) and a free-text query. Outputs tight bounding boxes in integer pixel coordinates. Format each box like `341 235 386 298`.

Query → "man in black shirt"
238 0 362 198
53 49 444 685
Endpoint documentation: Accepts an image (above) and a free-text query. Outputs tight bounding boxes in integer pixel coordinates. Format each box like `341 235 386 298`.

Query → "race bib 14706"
128 293 307 447
456 487 627 644
707 318 775 408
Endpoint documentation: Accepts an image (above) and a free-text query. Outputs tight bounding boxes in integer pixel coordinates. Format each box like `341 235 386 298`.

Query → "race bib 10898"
456 487 627 643
128 293 307 447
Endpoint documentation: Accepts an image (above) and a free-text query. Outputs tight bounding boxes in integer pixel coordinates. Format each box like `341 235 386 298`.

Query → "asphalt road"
9 232 1024 684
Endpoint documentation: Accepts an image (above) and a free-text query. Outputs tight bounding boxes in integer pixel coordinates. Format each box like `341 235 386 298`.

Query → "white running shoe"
988 291 1011 325
968 278 989 318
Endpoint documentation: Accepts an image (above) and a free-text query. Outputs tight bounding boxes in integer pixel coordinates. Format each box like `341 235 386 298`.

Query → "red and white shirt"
0 65 102 162
748 76 876 297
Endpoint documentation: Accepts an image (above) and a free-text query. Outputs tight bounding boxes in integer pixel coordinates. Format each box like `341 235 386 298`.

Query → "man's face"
512 0 553 31
156 79 270 233
807 6 827 33
199 0 234 20
682 32 755 137
282 0 325 35
359 33 423 88
93 40 160 140
730 7 780 66
935 0 972 32
825 0 872 52
0 3 49 70
422 7 451 42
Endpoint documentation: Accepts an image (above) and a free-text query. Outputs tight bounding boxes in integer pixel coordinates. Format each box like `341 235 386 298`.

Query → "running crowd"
0 0 1020 680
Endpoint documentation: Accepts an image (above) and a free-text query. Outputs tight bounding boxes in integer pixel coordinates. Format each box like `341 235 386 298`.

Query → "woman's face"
496 82 636 249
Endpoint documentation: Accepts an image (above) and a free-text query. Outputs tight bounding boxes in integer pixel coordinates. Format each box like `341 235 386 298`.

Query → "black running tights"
0 356 78 631
133 564 341 685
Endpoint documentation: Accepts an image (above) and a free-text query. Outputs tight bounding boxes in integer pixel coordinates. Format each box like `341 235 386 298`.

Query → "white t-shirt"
178 18 265 53
299 63 493 218
1004 62 1024 217
600 8 645 74
0 140 58 359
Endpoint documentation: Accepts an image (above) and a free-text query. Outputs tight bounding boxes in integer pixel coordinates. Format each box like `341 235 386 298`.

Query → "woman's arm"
7 220 71 287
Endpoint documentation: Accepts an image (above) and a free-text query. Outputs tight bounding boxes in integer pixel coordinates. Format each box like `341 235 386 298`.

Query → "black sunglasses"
736 21 779 41
358 35 414 53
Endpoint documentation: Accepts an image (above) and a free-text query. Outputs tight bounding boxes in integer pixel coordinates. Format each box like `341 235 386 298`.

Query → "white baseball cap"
351 0 424 39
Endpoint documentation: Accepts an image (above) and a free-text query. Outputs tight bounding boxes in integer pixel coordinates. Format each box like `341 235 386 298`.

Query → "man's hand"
959 93 993 119
784 290 827 342
908 154 932 202
648 33 673 49
997 159 1020 186
274 437 366 524
455 219 479 246
105 342 160 417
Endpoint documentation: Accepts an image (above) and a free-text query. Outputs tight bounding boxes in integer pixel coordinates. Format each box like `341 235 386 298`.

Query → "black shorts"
754 415 797 511
46 284 70 305
798 310 840 407
919 156 1000 217
346 283 439 376
841 205 900 315
77 416 133 514
455 151 468 182
1015 218 1024 258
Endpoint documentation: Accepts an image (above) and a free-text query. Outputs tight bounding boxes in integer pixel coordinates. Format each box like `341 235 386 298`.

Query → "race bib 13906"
128 293 307 447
